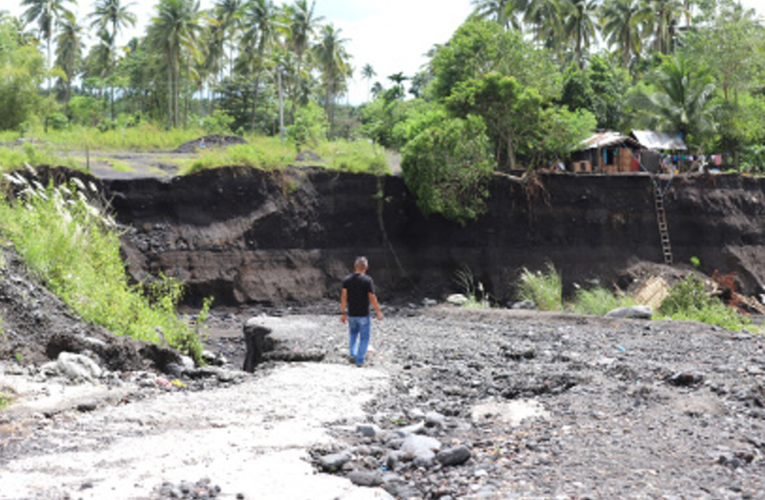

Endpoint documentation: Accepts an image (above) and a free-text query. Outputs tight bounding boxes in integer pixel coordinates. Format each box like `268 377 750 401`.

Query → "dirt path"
0 363 389 500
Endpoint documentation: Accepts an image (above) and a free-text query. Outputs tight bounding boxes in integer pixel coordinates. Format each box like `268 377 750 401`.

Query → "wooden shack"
571 131 642 174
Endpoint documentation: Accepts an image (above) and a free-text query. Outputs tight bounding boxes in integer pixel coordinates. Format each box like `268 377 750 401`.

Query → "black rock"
436 445 472 466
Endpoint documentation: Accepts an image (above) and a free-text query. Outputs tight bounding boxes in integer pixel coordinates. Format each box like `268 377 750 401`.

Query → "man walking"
340 256 383 367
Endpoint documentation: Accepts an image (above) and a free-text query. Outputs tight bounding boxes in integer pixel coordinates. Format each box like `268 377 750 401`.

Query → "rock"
54 352 103 382
357 423 381 438
605 305 653 320
422 298 437 307
424 411 447 428
347 470 383 487
201 350 226 366
446 294 469 306
242 317 275 372
512 300 536 310
394 420 426 437
667 372 704 387
401 434 441 468
318 451 351 472
436 445 472 466
76 401 97 412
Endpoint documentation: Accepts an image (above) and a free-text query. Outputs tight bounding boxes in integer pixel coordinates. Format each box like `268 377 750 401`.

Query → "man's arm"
369 292 383 321
340 288 348 324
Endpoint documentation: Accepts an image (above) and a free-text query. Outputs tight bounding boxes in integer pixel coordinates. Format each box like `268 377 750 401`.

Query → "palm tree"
524 0 562 45
215 0 243 75
89 0 138 119
600 0 649 69
313 23 351 136
55 12 82 112
241 0 280 132
633 55 717 148
648 0 685 54
147 0 202 128
89 0 137 39
285 0 324 124
202 16 226 111
361 63 376 102
471 0 519 30
21 0 75 91
562 0 599 69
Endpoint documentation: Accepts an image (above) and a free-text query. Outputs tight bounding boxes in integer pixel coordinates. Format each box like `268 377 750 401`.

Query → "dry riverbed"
3 303 765 500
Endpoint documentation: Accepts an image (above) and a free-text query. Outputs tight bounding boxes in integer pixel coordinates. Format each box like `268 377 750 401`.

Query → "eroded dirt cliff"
99 167 765 307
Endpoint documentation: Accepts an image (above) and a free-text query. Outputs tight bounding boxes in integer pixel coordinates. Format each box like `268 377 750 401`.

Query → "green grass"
17 124 205 151
0 393 11 410
569 286 637 316
95 157 135 173
0 174 205 362
0 144 81 173
516 264 564 311
313 140 390 174
658 275 750 332
181 137 391 176
181 142 294 175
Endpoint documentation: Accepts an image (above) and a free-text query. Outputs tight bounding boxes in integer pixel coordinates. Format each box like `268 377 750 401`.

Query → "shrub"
570 286 636 316
516 263 563 311
0 174 205 362
401 115 494 226
659 275 749 331
453 265 491 308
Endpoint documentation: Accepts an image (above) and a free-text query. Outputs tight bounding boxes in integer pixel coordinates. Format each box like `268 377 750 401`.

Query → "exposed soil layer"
94 167 765 307
0 245 181 372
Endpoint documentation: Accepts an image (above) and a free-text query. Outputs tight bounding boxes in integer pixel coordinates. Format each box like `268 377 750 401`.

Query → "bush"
0 174 205 362
516 263 563 311
202 112 235 135
570 286 636 316
401 115 494 226
659 275 749 331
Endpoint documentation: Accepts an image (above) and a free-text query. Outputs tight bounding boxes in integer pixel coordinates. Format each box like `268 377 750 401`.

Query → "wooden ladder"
653 183 673 265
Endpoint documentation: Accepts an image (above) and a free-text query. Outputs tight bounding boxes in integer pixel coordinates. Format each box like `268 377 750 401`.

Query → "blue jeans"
348 316 371 366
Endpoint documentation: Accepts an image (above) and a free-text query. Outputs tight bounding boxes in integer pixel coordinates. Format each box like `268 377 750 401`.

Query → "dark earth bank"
91 167 765 308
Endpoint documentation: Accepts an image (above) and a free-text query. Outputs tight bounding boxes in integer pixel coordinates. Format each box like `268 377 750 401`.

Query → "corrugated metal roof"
579 131 640 150
631 130 687 151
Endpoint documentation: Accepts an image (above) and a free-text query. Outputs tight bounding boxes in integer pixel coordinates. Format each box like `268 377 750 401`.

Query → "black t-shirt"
343 273 375 317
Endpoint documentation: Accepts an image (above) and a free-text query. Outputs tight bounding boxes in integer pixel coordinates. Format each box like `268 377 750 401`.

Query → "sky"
5 0 765 105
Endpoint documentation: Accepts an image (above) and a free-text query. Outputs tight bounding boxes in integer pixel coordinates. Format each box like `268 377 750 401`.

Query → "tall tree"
648 0 686 54
89 0 137 119
562 0 599 69
523 0 562 45
470 0 519 30
600 0 649 70
285 0 323 124
21 0 75 91
313 23 351 136
89 0 137 40
147 0 201 128
215 0 243 75
241 0 279 132
361 63 376 102
55 11 82 112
